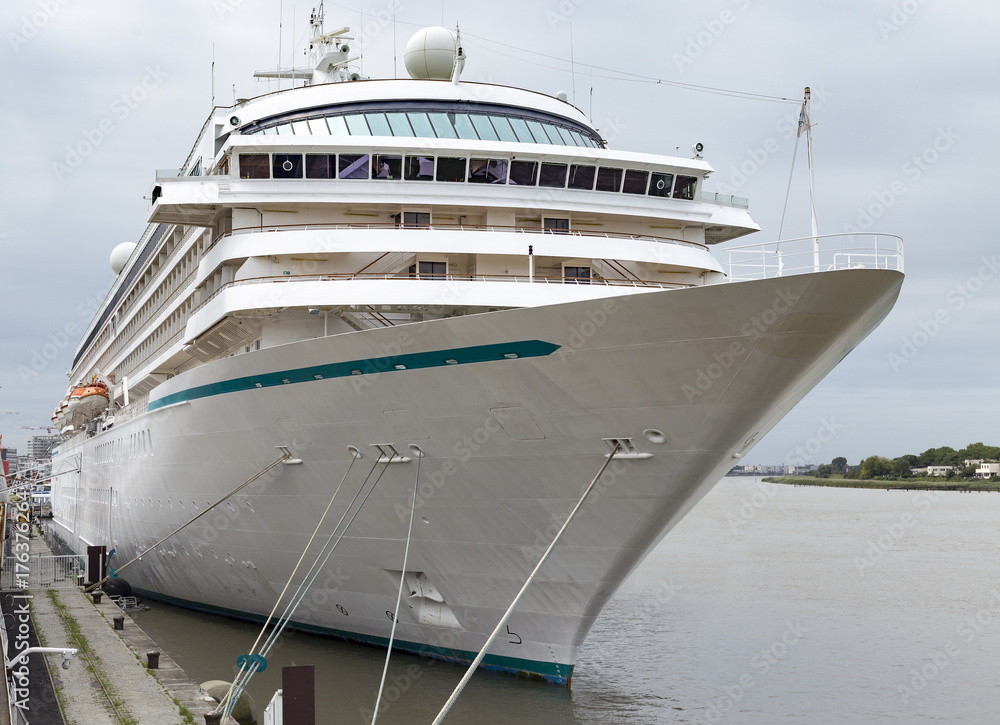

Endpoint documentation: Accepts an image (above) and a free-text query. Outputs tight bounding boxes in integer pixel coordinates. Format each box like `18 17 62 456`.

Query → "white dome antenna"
110 242 136 276
404 26 458 81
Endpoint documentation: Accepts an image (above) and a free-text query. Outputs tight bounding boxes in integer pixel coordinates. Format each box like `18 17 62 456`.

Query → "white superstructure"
50 15 903 684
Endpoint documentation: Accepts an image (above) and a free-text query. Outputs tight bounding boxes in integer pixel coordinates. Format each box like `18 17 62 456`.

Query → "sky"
0 0 996 466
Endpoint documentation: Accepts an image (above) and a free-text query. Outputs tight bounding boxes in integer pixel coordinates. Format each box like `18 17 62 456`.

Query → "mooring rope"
249 450 358 654
85 451 291 593
370 451 422 724
220 456 393 719
216 450 364 717
431 443 622 724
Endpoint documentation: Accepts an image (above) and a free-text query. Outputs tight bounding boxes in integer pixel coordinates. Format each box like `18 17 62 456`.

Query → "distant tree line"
810 442 1000 481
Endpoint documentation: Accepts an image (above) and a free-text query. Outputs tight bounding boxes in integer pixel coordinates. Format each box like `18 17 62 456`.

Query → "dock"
1 527 236 724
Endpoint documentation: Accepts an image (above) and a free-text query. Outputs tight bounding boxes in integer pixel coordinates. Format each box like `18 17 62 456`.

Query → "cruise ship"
48 13 903 684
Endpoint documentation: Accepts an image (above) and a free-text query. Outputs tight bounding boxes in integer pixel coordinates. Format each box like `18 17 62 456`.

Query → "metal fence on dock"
0 555 85 590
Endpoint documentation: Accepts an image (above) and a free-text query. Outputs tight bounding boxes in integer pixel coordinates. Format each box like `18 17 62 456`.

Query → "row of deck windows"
245 111 602 148
238 152 697 199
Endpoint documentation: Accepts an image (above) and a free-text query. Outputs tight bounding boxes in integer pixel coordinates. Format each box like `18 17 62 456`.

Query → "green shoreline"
762 476 1000 492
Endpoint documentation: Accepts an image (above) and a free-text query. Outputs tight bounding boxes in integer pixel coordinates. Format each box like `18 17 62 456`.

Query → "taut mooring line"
431 443 622 724
85 451 291 593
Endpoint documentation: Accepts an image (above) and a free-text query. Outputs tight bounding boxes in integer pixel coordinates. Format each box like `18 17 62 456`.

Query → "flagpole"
803 87 820 272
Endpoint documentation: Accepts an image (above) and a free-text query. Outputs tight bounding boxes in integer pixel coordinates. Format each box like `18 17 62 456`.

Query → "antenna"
392 4 397 79
211 44 215 108
277 0 283 90
570 23 576 105
589 69 593 122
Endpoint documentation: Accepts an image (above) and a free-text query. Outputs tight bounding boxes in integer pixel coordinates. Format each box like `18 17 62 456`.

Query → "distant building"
926 465 957 477
27 435 64 461
963 459 985 468
976 462 1000 479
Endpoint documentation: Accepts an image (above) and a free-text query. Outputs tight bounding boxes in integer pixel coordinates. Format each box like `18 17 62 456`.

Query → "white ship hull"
50 268 902 683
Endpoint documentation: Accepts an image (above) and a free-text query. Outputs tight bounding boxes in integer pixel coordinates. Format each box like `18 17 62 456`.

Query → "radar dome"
110 242 136 275
404 26 457 80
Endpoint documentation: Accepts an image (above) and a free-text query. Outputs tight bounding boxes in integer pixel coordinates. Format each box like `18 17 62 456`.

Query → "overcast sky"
0 0 996 465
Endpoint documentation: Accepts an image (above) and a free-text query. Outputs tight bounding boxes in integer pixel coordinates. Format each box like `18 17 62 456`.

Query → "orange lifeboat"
76 380 110 420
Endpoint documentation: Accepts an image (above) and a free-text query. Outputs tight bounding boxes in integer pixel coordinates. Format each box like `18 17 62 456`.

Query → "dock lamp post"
7 647 77 670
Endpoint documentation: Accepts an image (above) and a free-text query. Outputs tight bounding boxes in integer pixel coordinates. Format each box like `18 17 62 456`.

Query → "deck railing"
721 233 904 282
207 222 707 254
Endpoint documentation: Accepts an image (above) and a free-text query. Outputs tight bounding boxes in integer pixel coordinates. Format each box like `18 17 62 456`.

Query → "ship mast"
800 87 820 271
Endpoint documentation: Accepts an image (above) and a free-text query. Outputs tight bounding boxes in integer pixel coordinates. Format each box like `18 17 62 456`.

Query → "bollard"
204 712 223 725
146 650 160 669
77 574 85 587
113 615 124 631
92 591 103 605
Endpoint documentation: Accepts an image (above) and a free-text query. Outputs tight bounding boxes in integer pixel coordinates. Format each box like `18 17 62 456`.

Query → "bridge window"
436 157 467 182
339 153 370 179
623 169 648 195
346 115 371 135
408 112 435 138
326 116 350 135
273 153 303 179
471 115 499 141
491 116 519 143
673 175 698 200
568 165 596 190
509 160 538 186
452 113 479 139
306 154 337 179
428 112 458 139
239 153 270 179
539 162 568 188
386 112 415 136
648 172 674 198
373 154 403 179
469 159 507 184
405 155 435 181
596 167 623 192
364 112 392 136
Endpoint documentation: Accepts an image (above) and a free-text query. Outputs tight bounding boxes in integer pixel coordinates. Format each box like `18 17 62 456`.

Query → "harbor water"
130 477 1000 723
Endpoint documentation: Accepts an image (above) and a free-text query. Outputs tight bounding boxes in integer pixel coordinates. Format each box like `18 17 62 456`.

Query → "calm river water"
130 478 1000 723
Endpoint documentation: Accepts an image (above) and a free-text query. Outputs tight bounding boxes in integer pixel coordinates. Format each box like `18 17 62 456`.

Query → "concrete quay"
10 533 237 725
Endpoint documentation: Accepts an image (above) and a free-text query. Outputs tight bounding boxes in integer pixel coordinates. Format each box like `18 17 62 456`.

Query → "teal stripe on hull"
148 340 561 412
133 588 573 685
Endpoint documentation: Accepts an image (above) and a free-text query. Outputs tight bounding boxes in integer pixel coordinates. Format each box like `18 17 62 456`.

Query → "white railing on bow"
721 233 904 282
